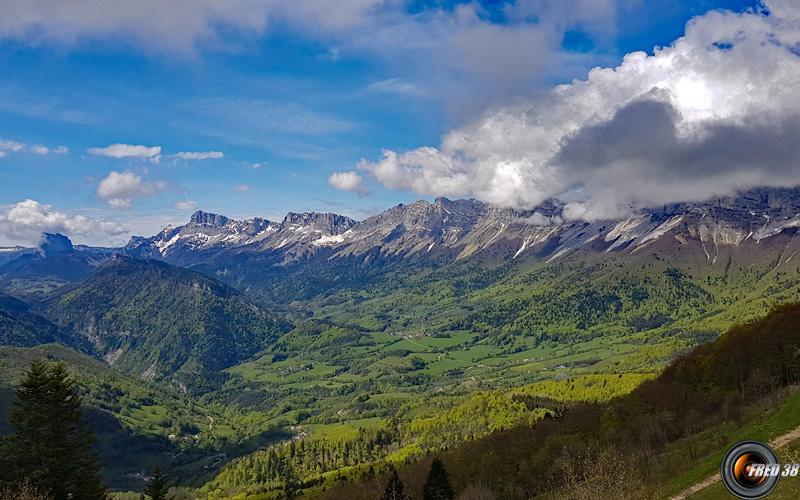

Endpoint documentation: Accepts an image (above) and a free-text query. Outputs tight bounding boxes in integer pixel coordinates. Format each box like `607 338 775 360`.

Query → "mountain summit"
37 233 74 257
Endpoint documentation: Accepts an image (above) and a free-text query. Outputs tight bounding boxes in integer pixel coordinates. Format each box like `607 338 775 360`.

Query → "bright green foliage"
205 426 397 492
399 391 551 458
1 360 106 499
323 302 800 499
143 466 172 500
422 459 454 500
205 386 554 493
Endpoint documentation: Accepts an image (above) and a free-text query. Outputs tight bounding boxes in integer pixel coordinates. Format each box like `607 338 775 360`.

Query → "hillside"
43 257 292 392
316 302 800 499
0 294 80 348
0 343 292 491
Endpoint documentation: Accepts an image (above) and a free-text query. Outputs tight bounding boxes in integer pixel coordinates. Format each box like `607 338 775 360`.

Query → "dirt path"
669 473 722 500
669 425 800 499
403 337 432 351
770 425 800 449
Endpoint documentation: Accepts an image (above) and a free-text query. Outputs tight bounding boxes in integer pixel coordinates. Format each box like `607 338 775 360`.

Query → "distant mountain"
126 211 279 262
116 187 800 312
0 246 33 267
126 188 800 265
37 232 74 256
0 233 117 297
43 256 292 392
125 209 356 265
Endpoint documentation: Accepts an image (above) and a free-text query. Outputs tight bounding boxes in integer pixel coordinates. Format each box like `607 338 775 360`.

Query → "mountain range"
4 186 800 493
1 187 798 288
123 187 800 266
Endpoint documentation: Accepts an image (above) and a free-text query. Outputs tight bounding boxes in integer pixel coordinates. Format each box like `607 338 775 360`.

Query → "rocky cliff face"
124 187 800 266
37 232 74 257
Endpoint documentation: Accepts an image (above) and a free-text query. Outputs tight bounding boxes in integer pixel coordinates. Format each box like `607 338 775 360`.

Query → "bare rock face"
124 187 800 265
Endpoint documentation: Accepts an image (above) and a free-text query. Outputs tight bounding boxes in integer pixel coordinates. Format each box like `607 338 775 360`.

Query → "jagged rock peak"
189 211 230 227
281 212 356 234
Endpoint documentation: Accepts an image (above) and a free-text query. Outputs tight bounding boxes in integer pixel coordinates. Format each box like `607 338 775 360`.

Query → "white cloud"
361 1 800 220
0 140 24 153
329 170 370 196
175 150 224 160
88 143 161 161
516 212 563 226
0 141 69 156
233 184 251 192
336 0 623 113
0 199 127 246
175 200 197 211
32 144 69 155
0 1 624 111
0 0 385 53
96 170 167 208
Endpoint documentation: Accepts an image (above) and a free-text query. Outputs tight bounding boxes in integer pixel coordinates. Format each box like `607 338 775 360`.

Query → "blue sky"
0 0 762 245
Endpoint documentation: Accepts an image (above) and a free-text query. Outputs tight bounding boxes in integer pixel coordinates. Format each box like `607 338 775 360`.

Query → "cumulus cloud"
174 150 223 160
0 199 127 245
361 1 800 220
175 200 197 211
96 170 166 208
328 171 369 196
88 143 161 161
233 184 251 192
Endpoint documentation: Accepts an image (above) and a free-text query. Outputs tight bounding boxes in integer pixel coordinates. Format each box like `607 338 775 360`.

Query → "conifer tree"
144 466 172 500
422 458 455 500
2 361 106 499
281 464 299 499
382 468 408 500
